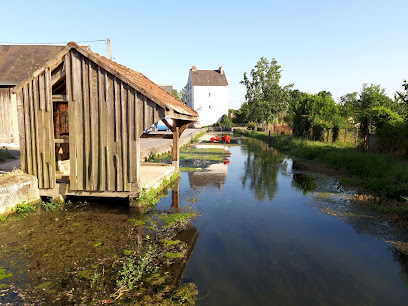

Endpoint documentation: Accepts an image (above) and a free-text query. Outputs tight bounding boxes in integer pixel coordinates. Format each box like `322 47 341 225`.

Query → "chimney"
219 66 224 74
192 66 197 71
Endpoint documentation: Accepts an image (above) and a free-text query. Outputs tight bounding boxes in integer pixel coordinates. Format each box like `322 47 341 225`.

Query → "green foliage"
332 126 340 142
137 188 161 207
312 122 325 141
240 57 293 123
219 114 234 127
0 216 6 222
134 172 180 207
371 106 407 153
41 199 63 211
288 90 341 139
191 131 206 143
179 85 187 104
117 245 157 291
247 121 255 129
239 130 408 200
0 149 15 162
172 89 180 100
16 202 37 215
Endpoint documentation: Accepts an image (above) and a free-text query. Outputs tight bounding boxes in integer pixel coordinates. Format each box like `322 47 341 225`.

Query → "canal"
1 136 408 305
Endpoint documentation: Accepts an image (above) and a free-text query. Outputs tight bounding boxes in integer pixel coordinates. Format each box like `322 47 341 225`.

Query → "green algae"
78 270 93 280
165 252 183 259
93 242 103 247
163 239 181 246
123 250 132 255
127 219 145 226
0 283 7 290
37 281 52 289
0 269 12 281
159 213 195 227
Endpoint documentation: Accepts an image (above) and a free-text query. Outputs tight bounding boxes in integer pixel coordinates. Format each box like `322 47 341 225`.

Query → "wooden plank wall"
16 70 55 189
0 89 13 143
68 50 165 192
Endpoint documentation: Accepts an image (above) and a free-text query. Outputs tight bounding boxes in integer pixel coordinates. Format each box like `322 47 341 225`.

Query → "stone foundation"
0 174 40 214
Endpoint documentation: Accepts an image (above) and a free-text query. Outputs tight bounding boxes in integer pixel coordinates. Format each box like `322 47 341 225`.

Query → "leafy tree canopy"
240 57 293 123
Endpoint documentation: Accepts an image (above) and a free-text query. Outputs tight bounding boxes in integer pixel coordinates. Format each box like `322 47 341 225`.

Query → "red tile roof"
71 42 198 118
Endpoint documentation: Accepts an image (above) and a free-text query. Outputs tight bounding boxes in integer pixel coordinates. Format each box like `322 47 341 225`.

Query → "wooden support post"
171 126 179 169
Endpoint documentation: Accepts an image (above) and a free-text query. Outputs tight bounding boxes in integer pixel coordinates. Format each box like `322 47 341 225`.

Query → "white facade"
186 67 228 127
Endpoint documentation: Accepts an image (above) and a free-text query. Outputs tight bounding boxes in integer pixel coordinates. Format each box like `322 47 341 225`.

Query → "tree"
339 92 358 123
288 89 341 139
240 57 293 123
172 89 180 100
179 85 187 104
353 84 392 149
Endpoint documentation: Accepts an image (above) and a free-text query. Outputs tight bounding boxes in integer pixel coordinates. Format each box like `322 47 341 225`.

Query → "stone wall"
0 174 40 214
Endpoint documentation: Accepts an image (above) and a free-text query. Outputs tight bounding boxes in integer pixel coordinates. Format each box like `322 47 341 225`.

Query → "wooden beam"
178 123 190 137
54 139 69 144
52 94 68 102
140 133 173 139
162 118 174 132
51 66 66 86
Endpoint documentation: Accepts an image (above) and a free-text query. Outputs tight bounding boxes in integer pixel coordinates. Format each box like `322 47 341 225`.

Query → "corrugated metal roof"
0 45 65 83
190 69 228 86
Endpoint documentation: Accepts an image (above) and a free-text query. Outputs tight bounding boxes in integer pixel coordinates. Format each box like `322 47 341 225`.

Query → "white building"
186 66 228 127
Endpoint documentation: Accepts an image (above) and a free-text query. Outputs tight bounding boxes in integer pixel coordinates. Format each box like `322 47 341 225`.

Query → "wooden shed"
13 42 198 199
0 44 65 144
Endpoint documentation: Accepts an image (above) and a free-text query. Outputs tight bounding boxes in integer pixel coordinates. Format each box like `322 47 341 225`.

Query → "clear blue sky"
1 0 407 109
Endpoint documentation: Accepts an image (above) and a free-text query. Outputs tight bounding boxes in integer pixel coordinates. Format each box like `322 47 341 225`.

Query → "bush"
332 126 340 142
219 114 234 128
312 123 325 141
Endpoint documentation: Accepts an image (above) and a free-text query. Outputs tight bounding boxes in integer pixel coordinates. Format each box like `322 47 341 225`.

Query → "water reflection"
188 163 228 190
182 136 408 305
292 173 318 194
241 138 284 201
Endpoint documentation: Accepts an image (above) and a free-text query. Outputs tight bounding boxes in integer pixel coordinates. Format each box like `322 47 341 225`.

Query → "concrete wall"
0 173 40 214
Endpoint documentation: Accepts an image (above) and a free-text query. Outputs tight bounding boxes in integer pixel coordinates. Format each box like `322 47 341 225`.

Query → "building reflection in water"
188 163 228 190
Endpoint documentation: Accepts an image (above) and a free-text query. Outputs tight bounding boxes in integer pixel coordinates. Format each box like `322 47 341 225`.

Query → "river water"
1 137 408 305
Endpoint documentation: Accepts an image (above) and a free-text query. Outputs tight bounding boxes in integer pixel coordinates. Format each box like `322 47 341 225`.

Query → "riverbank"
236 130 408 227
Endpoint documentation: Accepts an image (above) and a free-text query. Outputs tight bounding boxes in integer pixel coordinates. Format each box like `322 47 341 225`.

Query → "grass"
0 149 15 163
238 130 408 200
180 148 229 162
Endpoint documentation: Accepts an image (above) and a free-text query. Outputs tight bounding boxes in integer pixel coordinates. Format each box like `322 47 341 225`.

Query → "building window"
209 105 211 109
208 93 211 97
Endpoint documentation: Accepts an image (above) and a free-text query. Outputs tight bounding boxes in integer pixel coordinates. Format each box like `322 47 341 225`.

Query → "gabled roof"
14 42 198 119
0 44 65 85
190 69 228 86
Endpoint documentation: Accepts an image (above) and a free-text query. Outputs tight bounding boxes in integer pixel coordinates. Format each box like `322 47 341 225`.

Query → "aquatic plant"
164 252 183 259
40 199 63 211
116 244 157 292
158 213 195 228
16 201 37 215
0 268 13 281
132 171 180 207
